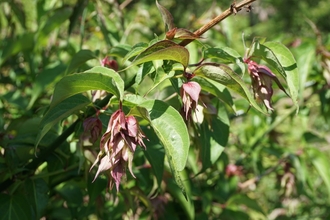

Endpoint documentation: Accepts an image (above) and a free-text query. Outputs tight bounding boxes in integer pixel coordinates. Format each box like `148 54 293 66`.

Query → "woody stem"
179 0 257 46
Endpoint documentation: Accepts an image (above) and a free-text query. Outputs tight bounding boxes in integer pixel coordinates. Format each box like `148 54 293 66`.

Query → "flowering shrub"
1 0 330 219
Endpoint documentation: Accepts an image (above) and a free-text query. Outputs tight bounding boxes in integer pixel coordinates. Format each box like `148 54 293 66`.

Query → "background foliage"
1 0 330 219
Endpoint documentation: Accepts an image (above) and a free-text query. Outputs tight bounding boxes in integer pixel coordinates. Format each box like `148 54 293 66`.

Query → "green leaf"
193 64 266 114
0 194 32 220
37 7 73 44
28 64 67 109
66 50 98 74
35 94 91 148
123 42 149 63
167 170 194 218
138 100 190 196
204 47 245 74
138 100 189 171
307 147 330 201
124 40 189 69
145 66 175 96
142 127 165 188
0 33 34 66
227 194 265 215
250 41 299 111
109 44 132 58
24 179 49 219
199 105 229 171
50 66 124 109
193 76 236 112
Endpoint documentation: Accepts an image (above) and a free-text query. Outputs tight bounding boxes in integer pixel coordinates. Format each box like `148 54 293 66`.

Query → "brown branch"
179 0 257 46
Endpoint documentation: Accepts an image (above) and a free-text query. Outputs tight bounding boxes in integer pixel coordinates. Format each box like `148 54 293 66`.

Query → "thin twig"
179 0 257 46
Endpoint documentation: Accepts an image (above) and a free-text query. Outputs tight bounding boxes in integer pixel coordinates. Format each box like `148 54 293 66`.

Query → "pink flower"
100 56 119 71
245 58 288 111
180 81 201 119
90 109 146 191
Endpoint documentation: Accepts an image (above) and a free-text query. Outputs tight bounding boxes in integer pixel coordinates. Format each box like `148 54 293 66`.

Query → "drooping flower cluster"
180 81 201 120
245 58 288 111
90 109 146 191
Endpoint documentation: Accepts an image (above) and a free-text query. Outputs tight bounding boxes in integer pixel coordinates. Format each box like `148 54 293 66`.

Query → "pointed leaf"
194 64 266 114
145 66 175 96
35 94 91 148
24 179 49 219
37 7 73 43
138 100 190 171
193 76 236 112
156 0 175 31
66 49 98 74
0 194 32 220
204 47 245 74
123 42 149 63
174 28 201 40
124 40 189 69
51 66 124 109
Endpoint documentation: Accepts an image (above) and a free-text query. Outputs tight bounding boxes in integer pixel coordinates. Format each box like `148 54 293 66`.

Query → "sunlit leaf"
193 63 266 114
138 100 189 171
51 66 124 109
138 100 189 196
124 40 189 69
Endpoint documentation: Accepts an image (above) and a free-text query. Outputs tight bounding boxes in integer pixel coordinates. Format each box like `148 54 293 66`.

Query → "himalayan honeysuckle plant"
0 0 301 218
10 0 299 194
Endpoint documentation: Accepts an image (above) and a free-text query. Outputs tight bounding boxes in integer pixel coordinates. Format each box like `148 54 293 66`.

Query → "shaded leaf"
142 127 165 188
66 50 98 75
37 7 73 43
0 194 32 220
199 105 229 171
204 47 245 74
24 179 49 219
0 33 34 66
35 94 91 148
